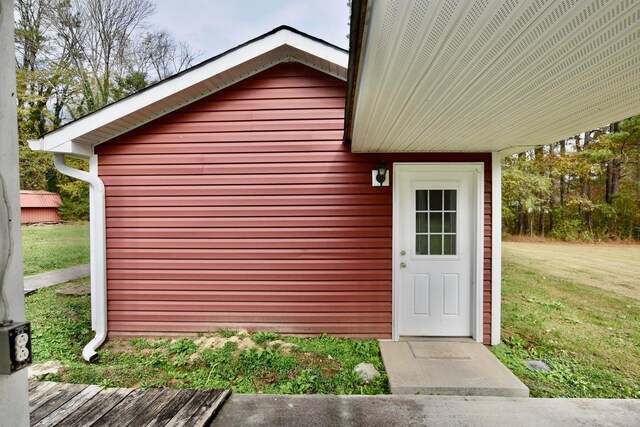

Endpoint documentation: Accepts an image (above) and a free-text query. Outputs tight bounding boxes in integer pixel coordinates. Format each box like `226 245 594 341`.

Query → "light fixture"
375 162 388 186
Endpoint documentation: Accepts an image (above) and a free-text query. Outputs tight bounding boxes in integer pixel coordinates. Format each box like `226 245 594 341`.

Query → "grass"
493 256 640 398
503 241 640 301
26 282 389 394
22 222 90 276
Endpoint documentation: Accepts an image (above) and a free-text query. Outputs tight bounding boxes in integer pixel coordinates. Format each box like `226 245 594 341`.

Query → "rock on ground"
28 361 65 380
354 362 380 382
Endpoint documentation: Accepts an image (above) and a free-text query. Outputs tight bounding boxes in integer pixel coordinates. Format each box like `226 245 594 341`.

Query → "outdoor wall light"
373 162 388 187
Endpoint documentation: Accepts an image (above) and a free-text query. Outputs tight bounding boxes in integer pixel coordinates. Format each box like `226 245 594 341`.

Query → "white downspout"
53 154 106 362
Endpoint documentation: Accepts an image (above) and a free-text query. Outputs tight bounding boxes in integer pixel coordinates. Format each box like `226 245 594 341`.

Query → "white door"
395 165 478 337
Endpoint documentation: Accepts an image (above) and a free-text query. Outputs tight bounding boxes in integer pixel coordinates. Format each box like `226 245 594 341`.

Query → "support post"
491 152 502 346
0 0 30 424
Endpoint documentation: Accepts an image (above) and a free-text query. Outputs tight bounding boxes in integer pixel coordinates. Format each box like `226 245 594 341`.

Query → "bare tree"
14 0 198 202
134 29 200 82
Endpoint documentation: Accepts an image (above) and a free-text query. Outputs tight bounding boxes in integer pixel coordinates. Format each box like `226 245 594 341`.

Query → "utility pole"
0 0 30 425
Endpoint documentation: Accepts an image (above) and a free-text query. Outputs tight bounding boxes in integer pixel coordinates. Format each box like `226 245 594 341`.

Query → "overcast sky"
152 0 350 59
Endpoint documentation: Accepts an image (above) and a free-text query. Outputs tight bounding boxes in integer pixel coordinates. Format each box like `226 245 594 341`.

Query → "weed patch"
25 285 389 394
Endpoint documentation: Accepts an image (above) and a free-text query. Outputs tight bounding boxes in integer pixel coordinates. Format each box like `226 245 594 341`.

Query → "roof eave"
344 0 369 144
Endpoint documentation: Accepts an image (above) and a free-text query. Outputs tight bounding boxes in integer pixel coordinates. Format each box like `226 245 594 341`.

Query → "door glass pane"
444 190 456 210
429 235 442 255
416 235 428 255
429 212 442 233
416 190 428 210
443 235 456 255
415 188 457 256
429 190 442 210
416 213 429 233
443 212 456 233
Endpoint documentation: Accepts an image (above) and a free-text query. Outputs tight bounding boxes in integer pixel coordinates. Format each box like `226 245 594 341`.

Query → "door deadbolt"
400 250 406 256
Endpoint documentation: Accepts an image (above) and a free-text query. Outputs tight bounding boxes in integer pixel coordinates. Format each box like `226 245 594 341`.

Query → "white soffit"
29 27 348 157
351 0 640 154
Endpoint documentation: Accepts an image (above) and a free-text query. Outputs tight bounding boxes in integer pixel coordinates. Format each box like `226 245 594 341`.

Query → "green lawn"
494 242 640 398
26 282 388 395
22 222 90 276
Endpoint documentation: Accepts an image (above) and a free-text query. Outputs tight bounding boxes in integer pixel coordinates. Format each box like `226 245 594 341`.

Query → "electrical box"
0 321 32 375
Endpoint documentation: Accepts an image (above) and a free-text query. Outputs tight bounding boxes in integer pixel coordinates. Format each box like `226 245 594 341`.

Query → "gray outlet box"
0 321 32 375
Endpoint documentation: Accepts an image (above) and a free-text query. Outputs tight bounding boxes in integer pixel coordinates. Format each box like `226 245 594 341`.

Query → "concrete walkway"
380 339 529 396
211 394 640 427
24 264 90 294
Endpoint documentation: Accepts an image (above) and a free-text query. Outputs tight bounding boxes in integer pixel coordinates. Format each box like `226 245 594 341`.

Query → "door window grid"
416 189 457 255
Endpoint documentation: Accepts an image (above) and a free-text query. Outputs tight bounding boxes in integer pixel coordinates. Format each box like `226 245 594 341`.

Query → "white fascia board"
31 29 347 156
28 138 93 157
283 31 349 71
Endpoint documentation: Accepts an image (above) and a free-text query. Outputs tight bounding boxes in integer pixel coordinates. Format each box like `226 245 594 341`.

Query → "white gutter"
52 154 107 362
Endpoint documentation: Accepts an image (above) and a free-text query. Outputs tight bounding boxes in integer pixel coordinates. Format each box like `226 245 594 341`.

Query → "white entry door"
394 164 479 337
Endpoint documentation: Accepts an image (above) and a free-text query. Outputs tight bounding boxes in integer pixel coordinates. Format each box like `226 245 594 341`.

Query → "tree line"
15 0 199 218
502 116 640 241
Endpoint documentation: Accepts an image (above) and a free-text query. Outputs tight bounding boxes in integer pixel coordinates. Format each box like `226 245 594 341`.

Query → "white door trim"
392 163 484 342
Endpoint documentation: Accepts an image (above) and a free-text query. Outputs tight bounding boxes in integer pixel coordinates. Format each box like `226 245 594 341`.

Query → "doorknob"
400 262 407 268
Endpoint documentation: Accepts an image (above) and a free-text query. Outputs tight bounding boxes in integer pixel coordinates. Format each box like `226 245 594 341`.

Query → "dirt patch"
503 241 640 301
56 281 90 296
267 340 297 354
295 352 342 377
195 335 259 354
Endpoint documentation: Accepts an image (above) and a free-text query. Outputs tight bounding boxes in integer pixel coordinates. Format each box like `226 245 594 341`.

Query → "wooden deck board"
183 389 231 426
28 382 230 426
128 388 182 426
57 386 134 426
30 383 89 425
29 382 59 408
32 385 103 427
143 389 197 427
164 389 221 427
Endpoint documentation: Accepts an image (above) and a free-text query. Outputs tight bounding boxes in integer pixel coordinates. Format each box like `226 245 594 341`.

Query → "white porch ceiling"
350 0 640 154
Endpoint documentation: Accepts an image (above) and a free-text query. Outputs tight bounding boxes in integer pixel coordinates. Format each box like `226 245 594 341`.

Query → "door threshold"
397 336 476 343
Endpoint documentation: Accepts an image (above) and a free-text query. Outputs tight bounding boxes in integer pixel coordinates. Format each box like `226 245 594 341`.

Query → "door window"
415 189 457 255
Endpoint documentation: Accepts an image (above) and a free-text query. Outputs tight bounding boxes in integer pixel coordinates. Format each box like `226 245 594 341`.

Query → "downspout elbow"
82 330 107 363
52 154 107 362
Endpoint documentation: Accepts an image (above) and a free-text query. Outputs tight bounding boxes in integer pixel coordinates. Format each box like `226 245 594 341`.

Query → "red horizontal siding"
96 62 492 340
105 194 390 207
107 270 392 281
108 311 390 323
105 238 392 249
109 301 391 313
105 184 388 196
107 248 391 259
106 227 392 238
20 208 61 224
108 290 391 302
108 322 392 336
107 280 391 291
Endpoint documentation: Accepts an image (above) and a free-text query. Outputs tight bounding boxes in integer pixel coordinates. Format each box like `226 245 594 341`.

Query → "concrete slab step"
380 340 529 397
